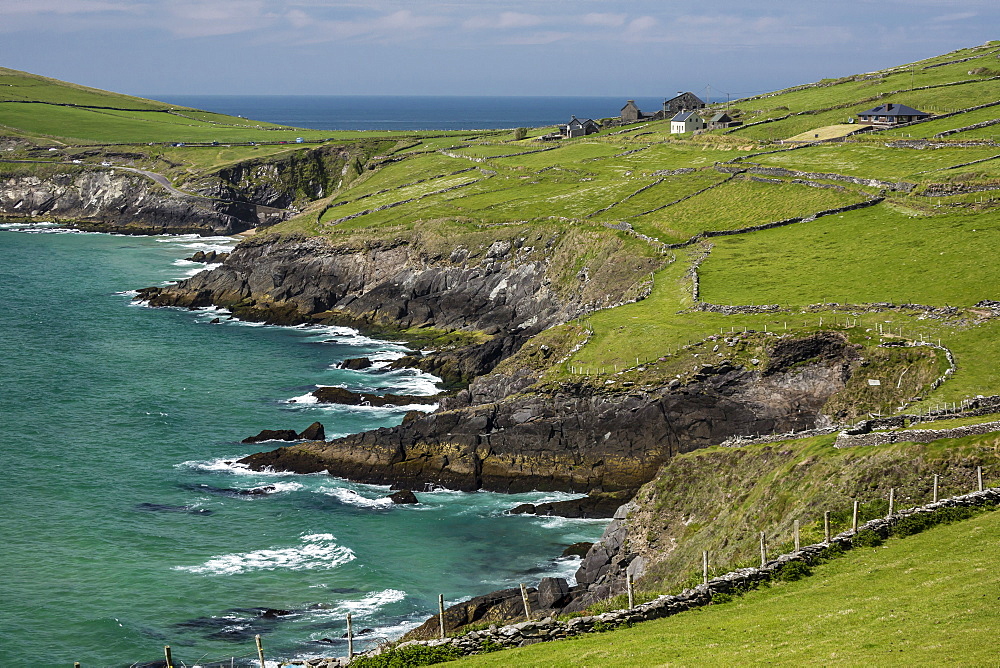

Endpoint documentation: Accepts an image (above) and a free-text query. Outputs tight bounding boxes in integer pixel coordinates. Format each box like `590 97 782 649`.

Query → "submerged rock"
134 502 213 515
389 489 419 504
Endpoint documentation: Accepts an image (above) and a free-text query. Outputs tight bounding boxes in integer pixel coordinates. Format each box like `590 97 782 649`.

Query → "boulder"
311 386 437 407
242 429 298 444
401 587 538 641
536 577 570 610
389 489 419 504
340 357 373 370
298 421 326 441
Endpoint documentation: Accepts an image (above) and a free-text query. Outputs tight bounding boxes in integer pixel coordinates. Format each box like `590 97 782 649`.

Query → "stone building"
670 111 706 134
561 116 601 138
662 92 705 116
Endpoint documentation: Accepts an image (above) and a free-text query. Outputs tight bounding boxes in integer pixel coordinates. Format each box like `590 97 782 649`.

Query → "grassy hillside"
454 506 1000 666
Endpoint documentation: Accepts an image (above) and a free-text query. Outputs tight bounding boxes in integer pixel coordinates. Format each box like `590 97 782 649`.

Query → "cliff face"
186 144 364 209
241 350 852 493
139 230 661 383
0 170 263 235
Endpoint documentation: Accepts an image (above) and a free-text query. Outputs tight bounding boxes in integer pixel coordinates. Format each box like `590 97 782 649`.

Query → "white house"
670 111 706 134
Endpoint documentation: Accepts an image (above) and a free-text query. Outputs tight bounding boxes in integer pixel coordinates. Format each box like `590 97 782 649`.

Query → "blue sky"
0 0 996 99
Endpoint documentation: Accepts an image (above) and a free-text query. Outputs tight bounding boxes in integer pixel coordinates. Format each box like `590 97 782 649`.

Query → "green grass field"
454 507 1000 667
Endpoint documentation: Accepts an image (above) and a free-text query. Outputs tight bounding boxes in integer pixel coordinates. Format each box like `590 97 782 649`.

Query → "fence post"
759 531 767 567
438 594 445 639
933 474 939 502
978 466 984 492
852 500 859 534
347 611 354 658
888 488 895 517
255 635 265 668
626 572 635 608
703 550 709 585
824 511 831 544
794 520 800 551
164 646 173 668
520 583 532 621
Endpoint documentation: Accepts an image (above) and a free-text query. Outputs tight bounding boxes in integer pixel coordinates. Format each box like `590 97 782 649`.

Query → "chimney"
886 103 893 111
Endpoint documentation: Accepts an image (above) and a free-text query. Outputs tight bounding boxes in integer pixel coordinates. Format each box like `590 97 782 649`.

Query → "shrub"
513 127 529 141
711 592 734 604
349 643 464 668
775 560 812 582
853 529 884 548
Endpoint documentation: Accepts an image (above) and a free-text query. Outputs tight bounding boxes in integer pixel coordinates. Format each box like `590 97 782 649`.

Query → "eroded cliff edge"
138 228 862 495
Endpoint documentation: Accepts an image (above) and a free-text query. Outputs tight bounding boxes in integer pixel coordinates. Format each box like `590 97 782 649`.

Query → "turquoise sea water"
0 225 604 667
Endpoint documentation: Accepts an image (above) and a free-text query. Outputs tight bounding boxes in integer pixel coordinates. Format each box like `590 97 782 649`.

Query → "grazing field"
454 507 1000 667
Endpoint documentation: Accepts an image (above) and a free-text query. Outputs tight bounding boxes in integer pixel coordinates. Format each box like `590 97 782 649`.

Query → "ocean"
0 224 605 666
149 95 668 132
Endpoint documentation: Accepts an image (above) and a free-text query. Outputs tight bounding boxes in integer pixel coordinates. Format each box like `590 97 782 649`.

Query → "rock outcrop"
0 170 266 234
241 338 854 493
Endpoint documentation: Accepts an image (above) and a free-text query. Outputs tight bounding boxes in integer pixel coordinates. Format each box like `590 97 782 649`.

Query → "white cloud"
580 12 626 27
929 11 977 22
165 1 279 38
463 11 546 31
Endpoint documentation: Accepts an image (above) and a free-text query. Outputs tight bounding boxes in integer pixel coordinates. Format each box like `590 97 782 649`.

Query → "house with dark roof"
670 111 706 134
857 103 931 126
708 112 734 130
561 116 601 138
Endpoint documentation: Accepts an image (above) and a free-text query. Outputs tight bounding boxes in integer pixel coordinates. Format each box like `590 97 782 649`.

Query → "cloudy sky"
1 0 996 99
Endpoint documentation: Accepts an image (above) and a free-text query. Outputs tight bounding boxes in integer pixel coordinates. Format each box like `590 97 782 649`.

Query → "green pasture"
751 142 1000 181
628 178 867 244
456 506 1000 667
907 105 1000 138
589 172 729 220
0 67 171 110
698 202 999 307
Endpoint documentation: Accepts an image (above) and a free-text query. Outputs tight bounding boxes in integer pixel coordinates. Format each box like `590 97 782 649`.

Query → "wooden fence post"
888 488 895 517
703 550 709 585
347 611 354 658
626 572 635 608
438 594 446 639
978 466 984 492
255 635 265 668
759 531 767 567
164 646 173 668
852 500 859 534
933 474 939 502
824 511 831 544
520 583 532 621
794 520 800 551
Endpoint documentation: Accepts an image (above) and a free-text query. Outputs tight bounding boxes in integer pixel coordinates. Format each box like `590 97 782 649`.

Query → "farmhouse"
670 111 706 134
562 116 601 138
663 92 705 116
857 103 931 126
620 100 651 124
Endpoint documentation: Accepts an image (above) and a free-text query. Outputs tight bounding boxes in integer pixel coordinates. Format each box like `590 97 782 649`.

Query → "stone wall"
835 419 1000 448
716 163 916 192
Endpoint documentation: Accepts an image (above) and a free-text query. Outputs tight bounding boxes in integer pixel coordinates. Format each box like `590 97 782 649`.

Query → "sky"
0 0 997 99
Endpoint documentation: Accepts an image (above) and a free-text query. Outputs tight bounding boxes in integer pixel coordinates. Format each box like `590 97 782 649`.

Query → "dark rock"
259 608 292 619
508 491 632 518
242 429 299 444
536 577 571 609
402 587 538 641
561 542 593 558
340 357 373 370
311 386 437 408
389 489 418 504
298 421 326 441
210 317 221 324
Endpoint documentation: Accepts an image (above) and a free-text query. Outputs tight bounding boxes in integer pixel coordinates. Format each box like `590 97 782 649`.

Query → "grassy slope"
455 507 1000 667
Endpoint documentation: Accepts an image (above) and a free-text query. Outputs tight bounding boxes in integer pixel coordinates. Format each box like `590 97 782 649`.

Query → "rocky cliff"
139 226 663 384
0 169 261 235
240 333 857 493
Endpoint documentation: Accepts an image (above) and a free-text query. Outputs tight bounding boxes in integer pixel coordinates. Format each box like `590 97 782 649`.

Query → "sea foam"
174 533 355 576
